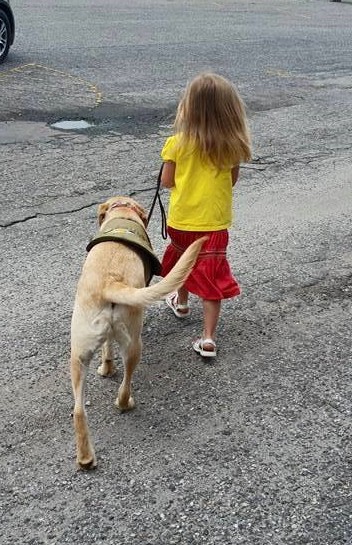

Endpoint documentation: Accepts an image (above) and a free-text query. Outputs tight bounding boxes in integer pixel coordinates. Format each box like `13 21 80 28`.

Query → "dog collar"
109 201 143 217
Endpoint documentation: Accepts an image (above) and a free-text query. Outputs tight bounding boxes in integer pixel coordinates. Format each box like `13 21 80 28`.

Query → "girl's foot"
166 292 190 319
192 338 217 358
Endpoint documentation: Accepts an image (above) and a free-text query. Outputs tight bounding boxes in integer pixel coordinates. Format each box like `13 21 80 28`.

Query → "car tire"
0 9 11 64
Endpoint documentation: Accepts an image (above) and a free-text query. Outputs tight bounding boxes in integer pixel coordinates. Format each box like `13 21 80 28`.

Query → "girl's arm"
231 165 240 186
161 161 176 188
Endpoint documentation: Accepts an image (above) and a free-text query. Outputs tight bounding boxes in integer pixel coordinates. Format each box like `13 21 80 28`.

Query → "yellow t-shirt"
161 134 233 231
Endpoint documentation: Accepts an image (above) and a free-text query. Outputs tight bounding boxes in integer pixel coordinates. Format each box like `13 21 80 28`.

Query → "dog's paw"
76 453 97 471
97 362 116 377
115 396 135 412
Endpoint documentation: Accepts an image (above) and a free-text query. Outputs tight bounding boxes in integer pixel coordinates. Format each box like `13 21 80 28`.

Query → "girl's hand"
161 161 176 188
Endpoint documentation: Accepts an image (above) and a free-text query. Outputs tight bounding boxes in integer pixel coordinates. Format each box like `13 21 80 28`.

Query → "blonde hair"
174 73 251 169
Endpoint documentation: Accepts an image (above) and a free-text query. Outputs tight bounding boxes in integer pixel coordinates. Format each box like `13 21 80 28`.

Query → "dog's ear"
98 203 109 225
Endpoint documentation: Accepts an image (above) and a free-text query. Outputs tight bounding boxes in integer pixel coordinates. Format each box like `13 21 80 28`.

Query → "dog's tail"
103 236 207 307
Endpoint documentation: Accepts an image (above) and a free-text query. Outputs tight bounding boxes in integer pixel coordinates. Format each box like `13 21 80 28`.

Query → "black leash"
147 165 168 240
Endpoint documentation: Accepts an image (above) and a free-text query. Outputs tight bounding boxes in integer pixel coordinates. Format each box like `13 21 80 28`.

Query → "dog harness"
86 218 162 284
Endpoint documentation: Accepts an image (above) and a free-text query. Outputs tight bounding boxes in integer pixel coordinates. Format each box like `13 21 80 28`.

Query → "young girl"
160 73 251 358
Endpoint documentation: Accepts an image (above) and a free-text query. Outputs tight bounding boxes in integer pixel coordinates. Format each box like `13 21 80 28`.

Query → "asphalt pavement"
0 1 351 544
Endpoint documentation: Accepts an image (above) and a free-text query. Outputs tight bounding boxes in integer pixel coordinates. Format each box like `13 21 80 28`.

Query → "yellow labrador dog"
71 196 206 469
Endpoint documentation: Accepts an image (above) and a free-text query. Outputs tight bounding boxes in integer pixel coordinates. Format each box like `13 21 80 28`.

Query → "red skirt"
161 227 240 300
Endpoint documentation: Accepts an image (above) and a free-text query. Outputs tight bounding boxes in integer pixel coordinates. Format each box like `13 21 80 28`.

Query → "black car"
0 0 15 64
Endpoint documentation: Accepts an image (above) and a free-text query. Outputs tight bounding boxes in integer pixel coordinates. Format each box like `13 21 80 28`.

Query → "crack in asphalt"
0 203 99 228
0 186 158 228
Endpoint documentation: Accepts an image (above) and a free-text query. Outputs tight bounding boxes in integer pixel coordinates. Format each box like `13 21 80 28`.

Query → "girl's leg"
193 299 221 357
177 286 189 307
202 299 221 341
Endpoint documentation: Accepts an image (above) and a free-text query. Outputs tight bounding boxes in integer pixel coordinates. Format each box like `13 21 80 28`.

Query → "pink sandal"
166 292 190 319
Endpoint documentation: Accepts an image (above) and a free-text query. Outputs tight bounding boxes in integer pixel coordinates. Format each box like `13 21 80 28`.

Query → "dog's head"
98 196 148 228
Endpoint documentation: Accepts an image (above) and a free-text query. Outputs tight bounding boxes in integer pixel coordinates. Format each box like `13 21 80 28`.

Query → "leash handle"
147 165 168 240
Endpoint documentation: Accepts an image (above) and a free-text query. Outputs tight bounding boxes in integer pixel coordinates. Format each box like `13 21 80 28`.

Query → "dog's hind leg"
97 338 116 377
70 304 108 469
71 349 97 470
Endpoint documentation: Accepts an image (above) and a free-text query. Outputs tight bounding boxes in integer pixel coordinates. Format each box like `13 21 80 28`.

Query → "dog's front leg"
71 354 97 470
116 337 142 411
97 339 116 377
